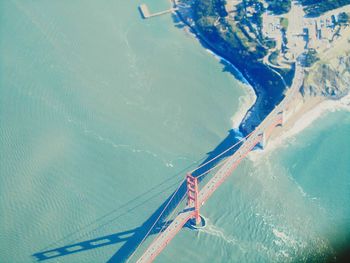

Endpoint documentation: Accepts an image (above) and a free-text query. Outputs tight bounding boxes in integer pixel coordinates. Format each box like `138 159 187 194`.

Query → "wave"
204 48 250 85
202 48 257 130
249 93 350 161
231 88 257 130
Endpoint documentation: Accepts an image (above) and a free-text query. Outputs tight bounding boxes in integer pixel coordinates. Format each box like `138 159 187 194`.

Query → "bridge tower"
186 173 201 226
277 110 285 126
260 110 285 149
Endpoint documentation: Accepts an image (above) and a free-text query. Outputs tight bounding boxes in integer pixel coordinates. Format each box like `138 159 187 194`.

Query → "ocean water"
0 0 244 262
156 110 350 263
0 1 349 263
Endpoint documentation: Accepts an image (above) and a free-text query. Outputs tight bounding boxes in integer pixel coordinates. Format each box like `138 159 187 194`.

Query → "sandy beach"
248 92 350 161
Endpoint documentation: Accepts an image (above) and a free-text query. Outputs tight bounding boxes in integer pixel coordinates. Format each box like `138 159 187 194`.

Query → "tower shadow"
32 221 177 262
32 129 245 262
32 1 295 260
106 129 244 263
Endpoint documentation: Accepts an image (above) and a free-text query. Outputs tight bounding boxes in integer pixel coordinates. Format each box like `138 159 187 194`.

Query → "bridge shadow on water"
32 129 247 262
32 7 293 262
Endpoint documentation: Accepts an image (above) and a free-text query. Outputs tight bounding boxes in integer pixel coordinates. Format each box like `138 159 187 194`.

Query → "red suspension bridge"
32 66 304 263
131 65 304 263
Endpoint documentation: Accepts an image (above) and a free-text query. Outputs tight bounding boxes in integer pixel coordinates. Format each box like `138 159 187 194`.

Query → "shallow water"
0 1 349 263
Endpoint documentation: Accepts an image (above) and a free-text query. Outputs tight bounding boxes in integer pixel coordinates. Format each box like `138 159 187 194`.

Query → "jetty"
139 4 178 19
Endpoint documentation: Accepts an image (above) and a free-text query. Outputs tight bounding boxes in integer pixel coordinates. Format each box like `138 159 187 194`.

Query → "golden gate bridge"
33 65 304 262
132 65 304 262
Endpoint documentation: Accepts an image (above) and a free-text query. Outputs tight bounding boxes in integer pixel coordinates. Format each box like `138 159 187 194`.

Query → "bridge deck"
137 66 304 263
136 210 193 262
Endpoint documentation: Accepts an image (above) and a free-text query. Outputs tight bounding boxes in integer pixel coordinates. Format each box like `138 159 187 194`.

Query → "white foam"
250 93 350 160
231 87 257 129
199 221 243 249
186 27 258 132
203 48 257 130
166 162 174 168
272 228 297 247
202 49 257 129
204 48 249 85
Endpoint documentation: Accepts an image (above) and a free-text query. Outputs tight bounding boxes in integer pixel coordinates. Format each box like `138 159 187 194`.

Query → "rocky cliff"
301 54 350 99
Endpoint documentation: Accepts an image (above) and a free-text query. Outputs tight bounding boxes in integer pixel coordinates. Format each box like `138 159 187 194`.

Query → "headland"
170 0 350 139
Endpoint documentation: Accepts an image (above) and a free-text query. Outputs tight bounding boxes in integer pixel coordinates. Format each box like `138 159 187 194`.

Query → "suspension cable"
127 178 185 262
195 153 233 179
128 132 253 261
137 147 241 259
190 131 252 174
68 178 185 247
150 194 187 247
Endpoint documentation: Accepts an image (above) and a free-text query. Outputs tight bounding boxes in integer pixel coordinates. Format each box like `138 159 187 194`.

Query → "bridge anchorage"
186 174 206 229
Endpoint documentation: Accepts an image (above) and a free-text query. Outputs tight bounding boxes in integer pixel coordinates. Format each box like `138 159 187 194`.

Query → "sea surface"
0 1 349 263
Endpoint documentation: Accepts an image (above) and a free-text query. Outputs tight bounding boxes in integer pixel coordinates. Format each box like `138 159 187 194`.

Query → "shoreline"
202 48 257 130
231 86 256 130
171 0 289 135
170 0 350 154
249 92 350 161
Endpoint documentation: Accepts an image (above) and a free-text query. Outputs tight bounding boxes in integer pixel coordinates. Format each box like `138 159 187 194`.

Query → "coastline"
249 92 350 160
170 0 350 154
170 0 290 135
202 48 257 130
231 86 256 130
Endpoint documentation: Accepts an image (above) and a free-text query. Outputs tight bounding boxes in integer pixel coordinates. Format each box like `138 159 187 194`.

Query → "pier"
139 4 178 19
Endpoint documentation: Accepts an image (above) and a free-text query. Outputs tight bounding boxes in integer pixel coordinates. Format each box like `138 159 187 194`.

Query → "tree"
265 0 291 15
300 49 319 67
338 12 349 24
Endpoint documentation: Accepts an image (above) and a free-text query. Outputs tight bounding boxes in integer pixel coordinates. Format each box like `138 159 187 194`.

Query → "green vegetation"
265 39 277 49
191 0 298 84
338 12 350 24
300 49 319 67
193 0 228 43
280 17 289 30
265 0 291 15
187 0 295 130
268 50 280 66
193 0 267 59
193 0 227 20
299 0 350 17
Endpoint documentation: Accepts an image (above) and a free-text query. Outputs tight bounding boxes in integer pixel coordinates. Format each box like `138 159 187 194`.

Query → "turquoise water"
0 0 243 262
1 1 349 263
155 110 350 263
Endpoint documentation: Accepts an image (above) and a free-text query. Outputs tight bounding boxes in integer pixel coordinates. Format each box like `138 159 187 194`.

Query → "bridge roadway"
136 65 304 263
